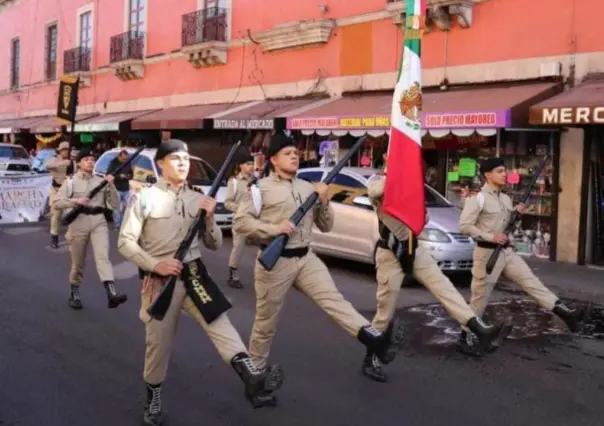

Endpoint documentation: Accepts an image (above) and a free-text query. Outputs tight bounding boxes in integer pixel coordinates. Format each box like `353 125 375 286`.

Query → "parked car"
0 143 32 174
296 167 475 274
94 147 233 230
32 148 56 173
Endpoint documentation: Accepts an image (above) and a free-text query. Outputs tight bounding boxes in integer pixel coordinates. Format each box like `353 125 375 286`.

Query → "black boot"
456 330 484 357
230 353 284 408
228 267 243 289
553 300 592 332
103 281 128 309
466 317 512 353
143 383 164 426
68 285 83 310
361 349 388 382
50 234 59 249
357 318 405 365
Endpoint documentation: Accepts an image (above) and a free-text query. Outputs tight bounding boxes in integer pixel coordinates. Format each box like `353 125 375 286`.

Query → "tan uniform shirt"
117 179 223 273
233 173 334 249
367 173 410 241
55 171 119 213
46 156 73 186
224 174 251 213
459 184 514 242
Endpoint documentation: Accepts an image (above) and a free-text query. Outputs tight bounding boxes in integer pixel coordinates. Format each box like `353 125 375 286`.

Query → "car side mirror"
146 175 157 184
352 195 372 209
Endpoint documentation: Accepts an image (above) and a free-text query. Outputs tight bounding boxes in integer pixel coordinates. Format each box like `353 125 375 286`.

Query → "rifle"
485 155 549 274
62 146 145 226
147 141 243 320
258 136 366 271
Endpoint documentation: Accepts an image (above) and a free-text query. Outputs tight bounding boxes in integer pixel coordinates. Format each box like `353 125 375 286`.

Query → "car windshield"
0 146 29 159
425 185 451 207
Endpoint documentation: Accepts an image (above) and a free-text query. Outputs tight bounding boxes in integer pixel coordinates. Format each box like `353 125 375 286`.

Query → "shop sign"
422 111 510 128
529 106 604 125
287 115 391 130
213 119 274 129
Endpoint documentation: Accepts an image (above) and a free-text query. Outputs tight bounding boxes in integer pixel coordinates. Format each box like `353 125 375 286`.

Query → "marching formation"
41 133 591 426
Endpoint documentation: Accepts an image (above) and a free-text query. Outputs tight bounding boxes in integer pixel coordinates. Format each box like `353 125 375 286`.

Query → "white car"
296 167 475 275
94 147 232 230
0 143 32 175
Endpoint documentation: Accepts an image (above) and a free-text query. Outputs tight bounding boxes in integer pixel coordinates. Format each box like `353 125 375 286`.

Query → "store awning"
74 110 159 133
211 98 330 130
0 116 50 134
130 103 243 130
29 113 100 134
287 82 561 137
529 75 604 126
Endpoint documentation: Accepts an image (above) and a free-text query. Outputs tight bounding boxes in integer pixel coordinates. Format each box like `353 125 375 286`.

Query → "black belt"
476 241 509 249
260 245 309 258
52 180 62 188
80 206 107 215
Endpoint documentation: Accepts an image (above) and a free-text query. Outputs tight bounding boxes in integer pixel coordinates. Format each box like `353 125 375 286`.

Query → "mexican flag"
382 0 427 235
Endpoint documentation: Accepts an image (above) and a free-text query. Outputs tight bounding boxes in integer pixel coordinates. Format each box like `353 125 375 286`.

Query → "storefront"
530 74 604 266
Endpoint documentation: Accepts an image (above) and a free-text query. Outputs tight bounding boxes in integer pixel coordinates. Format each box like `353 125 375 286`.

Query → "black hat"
267 132 295 158
479 158 505 175
155 139 188 161
76 149 95 163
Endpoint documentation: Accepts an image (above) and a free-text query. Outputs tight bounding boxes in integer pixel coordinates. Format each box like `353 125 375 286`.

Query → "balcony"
385 0 476 29
181 7 228 68
109 31 145 81
63 46 92 85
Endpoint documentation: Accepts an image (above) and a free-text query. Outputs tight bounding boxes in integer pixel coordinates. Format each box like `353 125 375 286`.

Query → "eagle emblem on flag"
399 81 422 127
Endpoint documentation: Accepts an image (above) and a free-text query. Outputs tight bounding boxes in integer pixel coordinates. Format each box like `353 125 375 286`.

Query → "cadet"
459 158 591 354
364 169 512 380
55 150 127 310
45 141 75 248
224 151 255 289
117 140 284 425
233 132 405 377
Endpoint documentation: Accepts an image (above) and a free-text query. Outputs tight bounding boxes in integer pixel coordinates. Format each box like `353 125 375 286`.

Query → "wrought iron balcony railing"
182 7 228 47
63 46 91 74
109 31 145 63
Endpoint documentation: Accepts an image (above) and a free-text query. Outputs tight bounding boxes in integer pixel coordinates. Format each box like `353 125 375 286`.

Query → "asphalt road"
1 224 603 426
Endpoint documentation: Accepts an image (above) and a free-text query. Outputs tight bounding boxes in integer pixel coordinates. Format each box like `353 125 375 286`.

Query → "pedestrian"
363 168 512 380
233 132 405 383
224 150 255 289
458 157 591 355
54 149 127 310
45 141 75 248
117 139 284 425
106 149 133 230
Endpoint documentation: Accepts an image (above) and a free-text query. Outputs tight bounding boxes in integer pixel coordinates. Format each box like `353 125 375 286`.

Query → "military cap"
75 149 95 163
155 139 188 161
57 141 70 151
266 132 295 158
479 157 505 175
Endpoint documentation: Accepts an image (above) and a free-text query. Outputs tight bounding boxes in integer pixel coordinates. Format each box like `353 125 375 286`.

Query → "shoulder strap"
476 192 485 212
230 177 238 193
250 184 262 216
67 178 74 198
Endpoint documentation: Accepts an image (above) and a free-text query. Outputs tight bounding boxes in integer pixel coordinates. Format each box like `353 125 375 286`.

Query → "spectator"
107 150 133 229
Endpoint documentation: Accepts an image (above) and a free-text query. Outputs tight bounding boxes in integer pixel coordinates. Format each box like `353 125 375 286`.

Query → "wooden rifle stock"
147 141 243 321
485 155 549 274
62 146 145 226
258 137 366 271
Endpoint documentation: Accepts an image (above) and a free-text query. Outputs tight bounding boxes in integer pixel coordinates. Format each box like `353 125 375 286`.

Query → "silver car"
296 167 475 274
0 143 32 174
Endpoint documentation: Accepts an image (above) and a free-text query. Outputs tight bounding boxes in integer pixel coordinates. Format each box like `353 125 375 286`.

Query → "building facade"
0 0 602 266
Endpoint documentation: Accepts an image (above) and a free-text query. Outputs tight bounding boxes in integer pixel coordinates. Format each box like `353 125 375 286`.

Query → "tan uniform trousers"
470 246 558 317
228 231 247 268
251 250 370 369
66 215 114 285
373 246 476 332
49 187 63 236
140 277 247 385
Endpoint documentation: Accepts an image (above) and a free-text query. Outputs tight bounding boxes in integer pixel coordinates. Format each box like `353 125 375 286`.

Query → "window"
332 173 365 188
0 145 29 159
329 173 367 204
425 185 451 208
297 171 323 183
131 156 155 182
10 38 19 88
129 0 145 35
45 24 58 81
94 152 119 175
80 12 92 49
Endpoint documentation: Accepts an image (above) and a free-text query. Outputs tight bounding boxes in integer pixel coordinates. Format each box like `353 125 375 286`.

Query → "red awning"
212 98 329 130
0 116 50 134
74 110 159 132
130 103 242 130
29 113 100 134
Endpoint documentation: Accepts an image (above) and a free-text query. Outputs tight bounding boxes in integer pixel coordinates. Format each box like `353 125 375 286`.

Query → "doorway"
584 129 604 266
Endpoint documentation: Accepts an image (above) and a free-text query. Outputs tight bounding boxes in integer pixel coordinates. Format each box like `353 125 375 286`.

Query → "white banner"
0 174 52 224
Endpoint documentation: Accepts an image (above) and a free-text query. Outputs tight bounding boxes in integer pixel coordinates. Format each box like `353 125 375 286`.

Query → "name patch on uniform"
181 258 232 323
